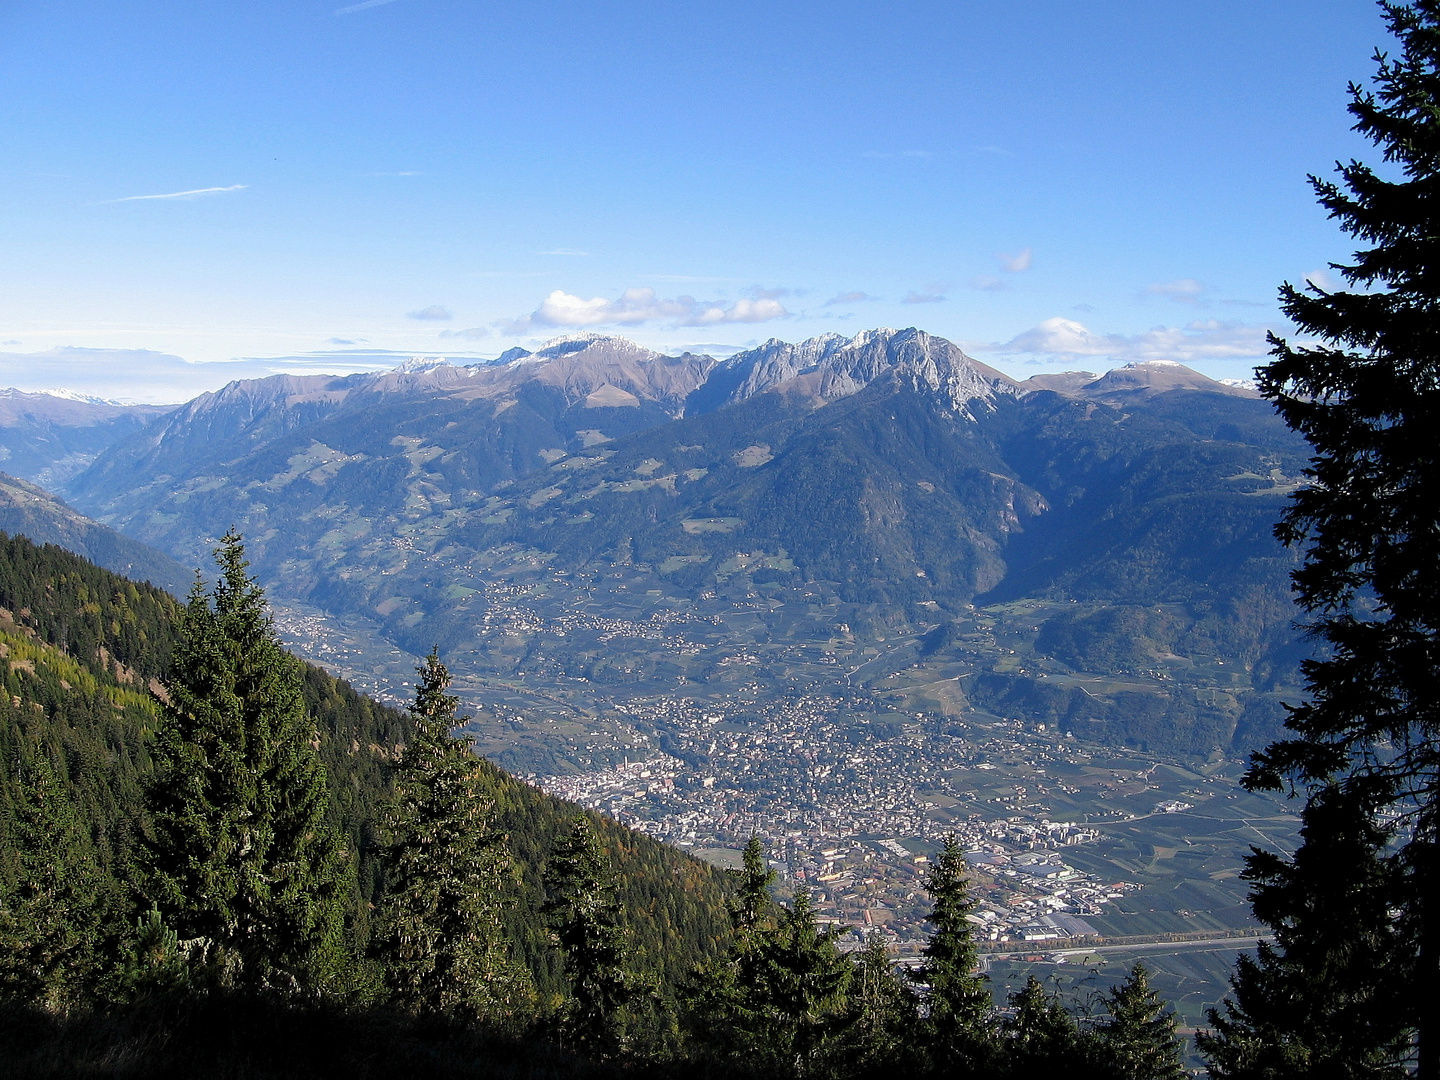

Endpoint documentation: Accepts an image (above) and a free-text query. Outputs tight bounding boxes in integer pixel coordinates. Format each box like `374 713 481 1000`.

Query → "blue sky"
0 0 1386 399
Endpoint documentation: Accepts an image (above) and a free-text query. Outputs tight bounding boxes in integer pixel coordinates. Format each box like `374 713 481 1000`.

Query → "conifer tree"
543 815 638 1057
843 932 918 1076
1095 964 1185 1080
913 834 995 1071
748 891 854 1076
680 833 775 1063
732 833 776 939
1198 785 1411 1079
1000 975 1085 1078
372 649 530 1020
0 753 100 1008
1248 2 1440 1071
144 531 350 993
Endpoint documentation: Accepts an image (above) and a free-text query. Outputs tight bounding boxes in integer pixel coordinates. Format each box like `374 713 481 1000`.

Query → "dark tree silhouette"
1246 2 1440 1071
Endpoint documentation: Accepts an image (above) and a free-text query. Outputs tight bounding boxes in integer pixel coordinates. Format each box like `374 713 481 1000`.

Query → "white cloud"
507 287 789 332
1145 278 1205 303
998 247 1033 273
111 184 246 203
825 291 877 305
743 285 794 301
863 149 935 160
407 305 452 321
902 291 946 304
1304 268 1340 291
335 0 400 14
995 316 1273 363
969 276 1008 292
440 326 490 340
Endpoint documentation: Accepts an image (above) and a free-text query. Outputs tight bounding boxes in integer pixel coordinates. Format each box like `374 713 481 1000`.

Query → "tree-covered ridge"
0 529 733 1007
0 529 181 683
0 473 193 597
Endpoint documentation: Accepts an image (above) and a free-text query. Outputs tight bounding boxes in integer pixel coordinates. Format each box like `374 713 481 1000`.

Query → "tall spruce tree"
1095 964 1185 1080
372 649 530 1020
748 891 854 1076
1248 2 1440 1070
843 932 918 1077
0 753 100 1008
680 833 775 1064
733 833 776 939
543 815 639 1058
1198 785 1411 1079
1000 975 1085 1079
913 834 995 1071
144 531 349 993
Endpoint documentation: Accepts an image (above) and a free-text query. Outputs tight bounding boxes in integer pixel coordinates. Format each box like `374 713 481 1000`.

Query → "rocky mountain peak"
1017 360 1258 401
687 326 1017 417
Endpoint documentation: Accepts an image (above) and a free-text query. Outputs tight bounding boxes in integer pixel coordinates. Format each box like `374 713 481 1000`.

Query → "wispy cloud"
367 170 422 177
111 184 246 203
1304 268 1340 291
969 276 1008 293
335 0 400 14
407 305 452 321
825 291 877 306
440 327 490 340
1145 278 1205 303
998 247 1032 273
902 290 946 304
505 287 789 333
993 316 1273 363
327 337 361 345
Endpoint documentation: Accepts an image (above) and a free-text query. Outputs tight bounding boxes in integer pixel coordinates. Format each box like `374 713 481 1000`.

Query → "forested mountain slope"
0 472 193 595
0 531 731 996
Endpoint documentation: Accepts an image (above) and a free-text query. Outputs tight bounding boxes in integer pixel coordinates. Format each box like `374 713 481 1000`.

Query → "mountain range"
0 387 170 491
4 328 1307 770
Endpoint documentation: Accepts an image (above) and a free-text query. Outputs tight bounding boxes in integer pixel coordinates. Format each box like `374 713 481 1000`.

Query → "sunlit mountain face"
52 328 1302 775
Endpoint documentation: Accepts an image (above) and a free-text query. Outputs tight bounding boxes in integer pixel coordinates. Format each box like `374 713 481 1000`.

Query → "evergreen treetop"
1250 2 1440 1071
144 530 349 993
914 833 994 1069
1096 964 1186 1080
731 833 776 939
373 648 530 1019
543 814 639 1058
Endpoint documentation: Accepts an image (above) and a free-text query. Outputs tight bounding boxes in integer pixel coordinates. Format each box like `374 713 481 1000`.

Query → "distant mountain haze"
0 388 171 490
47 328 1304 766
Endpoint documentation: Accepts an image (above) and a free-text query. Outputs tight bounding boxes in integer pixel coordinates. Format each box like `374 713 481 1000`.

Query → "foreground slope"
0 530 730 995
